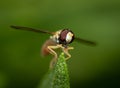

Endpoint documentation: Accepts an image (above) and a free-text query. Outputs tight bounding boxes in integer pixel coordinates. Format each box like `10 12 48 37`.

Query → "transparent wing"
74 37 97 46
10 25 54 35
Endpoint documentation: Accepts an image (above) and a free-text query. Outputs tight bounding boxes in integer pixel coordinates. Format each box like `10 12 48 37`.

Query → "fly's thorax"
50 30 62 44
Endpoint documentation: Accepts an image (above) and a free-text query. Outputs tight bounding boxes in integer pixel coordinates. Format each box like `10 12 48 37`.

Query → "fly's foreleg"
63 47 74 60
47 45 61 69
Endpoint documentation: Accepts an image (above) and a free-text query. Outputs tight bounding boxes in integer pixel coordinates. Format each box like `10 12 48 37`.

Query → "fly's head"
50 29 74 47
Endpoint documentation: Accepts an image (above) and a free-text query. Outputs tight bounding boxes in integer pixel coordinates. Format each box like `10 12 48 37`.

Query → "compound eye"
58 29 74 45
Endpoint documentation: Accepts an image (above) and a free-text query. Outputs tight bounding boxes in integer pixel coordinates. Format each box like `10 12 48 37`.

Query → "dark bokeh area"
0 0 120 88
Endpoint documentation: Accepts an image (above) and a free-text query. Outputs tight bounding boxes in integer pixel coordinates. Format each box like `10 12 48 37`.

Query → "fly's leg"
47 45 62 69
63 47 74 60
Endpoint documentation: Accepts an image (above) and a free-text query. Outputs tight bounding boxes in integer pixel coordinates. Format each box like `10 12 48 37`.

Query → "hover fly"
10 25 96 69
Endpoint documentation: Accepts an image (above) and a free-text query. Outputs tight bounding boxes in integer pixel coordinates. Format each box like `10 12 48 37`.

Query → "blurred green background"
0 0 120 88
